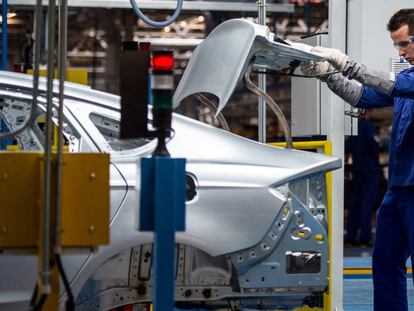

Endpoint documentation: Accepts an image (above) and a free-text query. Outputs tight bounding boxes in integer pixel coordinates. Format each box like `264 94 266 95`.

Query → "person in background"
301 9 414 311
345 109 380 247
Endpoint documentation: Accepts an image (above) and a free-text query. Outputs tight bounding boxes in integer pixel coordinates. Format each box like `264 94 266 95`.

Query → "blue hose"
129 0 183 27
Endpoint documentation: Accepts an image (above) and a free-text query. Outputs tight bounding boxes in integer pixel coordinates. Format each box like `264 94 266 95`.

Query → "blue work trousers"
346 171 379 243
373 186 414 311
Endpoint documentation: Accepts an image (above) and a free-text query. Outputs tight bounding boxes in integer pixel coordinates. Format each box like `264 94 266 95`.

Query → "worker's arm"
342 60 396 96
356 86 394 109
321 72 363 106
311 47 396 96
301 62 393 108
324 74 393 108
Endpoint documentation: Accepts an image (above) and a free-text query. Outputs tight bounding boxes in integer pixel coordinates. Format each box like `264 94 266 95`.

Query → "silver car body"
0 19 339 310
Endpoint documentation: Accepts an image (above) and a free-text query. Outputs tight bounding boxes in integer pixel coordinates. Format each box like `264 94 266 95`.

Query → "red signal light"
152 54 174 72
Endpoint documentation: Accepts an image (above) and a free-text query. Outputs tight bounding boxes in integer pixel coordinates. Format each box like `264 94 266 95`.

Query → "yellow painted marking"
315 234 324 241
297 230 306 238
6 145 20 151
344 268 413 275
27 68 88 85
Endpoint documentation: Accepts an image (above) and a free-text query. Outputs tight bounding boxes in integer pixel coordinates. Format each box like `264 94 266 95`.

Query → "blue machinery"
139 84 186 310
1 0 7 71
119 44 186 311
140 157 186 311
1 0 10 150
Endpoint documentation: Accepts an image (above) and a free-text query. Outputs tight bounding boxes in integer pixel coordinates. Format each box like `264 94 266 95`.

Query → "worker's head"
387 9 414 64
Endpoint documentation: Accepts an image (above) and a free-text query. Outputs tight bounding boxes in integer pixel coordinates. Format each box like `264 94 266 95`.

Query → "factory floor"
344 255 414 310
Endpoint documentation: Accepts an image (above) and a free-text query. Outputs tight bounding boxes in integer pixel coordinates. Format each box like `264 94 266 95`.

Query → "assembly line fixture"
257 0 267 143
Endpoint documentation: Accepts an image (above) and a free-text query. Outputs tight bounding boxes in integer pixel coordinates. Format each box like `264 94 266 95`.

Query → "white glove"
301 61 332 77
311 46 348 71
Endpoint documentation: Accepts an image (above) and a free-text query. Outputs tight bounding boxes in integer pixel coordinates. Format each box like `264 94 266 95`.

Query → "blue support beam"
1 0 9 150
2 0 8 71
140 157 186 311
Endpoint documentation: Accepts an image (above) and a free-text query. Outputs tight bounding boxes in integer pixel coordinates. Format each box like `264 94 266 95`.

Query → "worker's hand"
311 46 349 71
301 61 332 77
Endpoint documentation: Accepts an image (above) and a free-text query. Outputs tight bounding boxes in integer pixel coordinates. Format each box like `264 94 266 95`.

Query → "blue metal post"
139 50 182 311
154 158 185 311
1 0 9 150
2 0 8 71
140 157 186 311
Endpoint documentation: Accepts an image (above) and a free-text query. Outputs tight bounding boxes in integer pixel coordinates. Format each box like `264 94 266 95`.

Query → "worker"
301 8 414 311
345 109 380 247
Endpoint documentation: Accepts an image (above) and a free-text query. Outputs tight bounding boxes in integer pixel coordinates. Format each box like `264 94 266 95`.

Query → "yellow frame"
269 141 333 311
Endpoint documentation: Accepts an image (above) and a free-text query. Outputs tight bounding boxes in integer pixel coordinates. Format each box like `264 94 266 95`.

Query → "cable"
55 254 75 311
252 69 339 78
54 3 68 309
29 282 39 308
129 0 183 27
30 294 47 311
245 64 293 149
193 93 230 131
300 26 328 40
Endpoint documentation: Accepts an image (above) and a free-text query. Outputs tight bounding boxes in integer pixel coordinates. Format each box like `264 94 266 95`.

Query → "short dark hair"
409 15 414 35
387 9 414 32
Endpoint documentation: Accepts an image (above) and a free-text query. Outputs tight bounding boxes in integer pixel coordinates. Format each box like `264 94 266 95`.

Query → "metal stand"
140 157 186 311
327 0 346 310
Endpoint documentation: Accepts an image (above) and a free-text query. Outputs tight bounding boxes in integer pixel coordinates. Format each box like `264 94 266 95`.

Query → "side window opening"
89 113 152 152
0 97 81 152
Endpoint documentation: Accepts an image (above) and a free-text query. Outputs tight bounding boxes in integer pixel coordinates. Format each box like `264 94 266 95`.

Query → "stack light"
151 50 175 156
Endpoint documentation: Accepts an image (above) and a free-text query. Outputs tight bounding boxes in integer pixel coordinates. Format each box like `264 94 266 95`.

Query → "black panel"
119 45 150 139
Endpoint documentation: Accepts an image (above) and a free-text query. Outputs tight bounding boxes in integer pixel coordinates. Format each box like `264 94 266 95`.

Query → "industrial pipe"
193 93 230 132
41 0 57 297
245 65 293 149
257 0 267 143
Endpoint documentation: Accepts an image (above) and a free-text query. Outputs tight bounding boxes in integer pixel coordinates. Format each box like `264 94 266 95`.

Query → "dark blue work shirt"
356 67 414 186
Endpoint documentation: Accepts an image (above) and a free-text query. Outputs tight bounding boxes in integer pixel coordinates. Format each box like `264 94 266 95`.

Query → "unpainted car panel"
172 19 323 114
0 64 340 310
